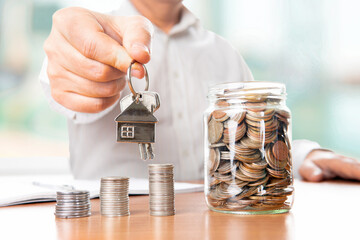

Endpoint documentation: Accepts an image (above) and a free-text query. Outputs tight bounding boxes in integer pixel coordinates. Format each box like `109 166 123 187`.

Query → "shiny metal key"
120 91 160 113
115 61 160 161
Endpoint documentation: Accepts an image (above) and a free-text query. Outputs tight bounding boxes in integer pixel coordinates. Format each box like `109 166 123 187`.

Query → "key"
120 91 160 113
139 142 154 160
118 91 160 161
115 61 160 161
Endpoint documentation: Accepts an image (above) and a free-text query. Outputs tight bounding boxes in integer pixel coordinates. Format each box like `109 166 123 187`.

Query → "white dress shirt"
39 0 321 180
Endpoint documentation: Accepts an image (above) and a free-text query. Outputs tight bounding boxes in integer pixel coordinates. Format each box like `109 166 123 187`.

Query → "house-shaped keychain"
115 101 158 143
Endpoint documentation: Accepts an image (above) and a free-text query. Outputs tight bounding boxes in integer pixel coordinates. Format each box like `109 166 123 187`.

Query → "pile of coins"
100 176 130 216
55 190 91 218
148 164 175 216
206 98 293 211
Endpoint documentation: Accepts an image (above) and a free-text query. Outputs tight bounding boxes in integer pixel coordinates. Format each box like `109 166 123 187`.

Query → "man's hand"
44 7 153 113
299 149 360 182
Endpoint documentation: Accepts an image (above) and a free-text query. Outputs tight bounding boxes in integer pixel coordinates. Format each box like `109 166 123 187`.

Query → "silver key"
115 61 160 161
139 142 154 160
120 91 160 113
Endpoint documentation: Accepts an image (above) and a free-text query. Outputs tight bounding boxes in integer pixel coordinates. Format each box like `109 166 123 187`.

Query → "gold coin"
267 167 288 179
248 175 270 187
230 111 246 123
272 140 289 161
244 102 267 112
222 122 246 143
216 100 230 108
243 159 268 170
266 177 292 187
208 118 224 144
207 196 226 207
214 172 234 182
213 110 228 122
217 161 237 174
240 137 264 149
208 148 220 174
265 144 287 169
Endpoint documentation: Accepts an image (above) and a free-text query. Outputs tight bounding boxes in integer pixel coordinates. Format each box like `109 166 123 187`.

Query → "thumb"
299 161 325 182
110 15 153 64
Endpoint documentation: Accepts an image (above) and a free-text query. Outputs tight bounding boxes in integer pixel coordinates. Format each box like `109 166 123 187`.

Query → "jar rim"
207 81 286 100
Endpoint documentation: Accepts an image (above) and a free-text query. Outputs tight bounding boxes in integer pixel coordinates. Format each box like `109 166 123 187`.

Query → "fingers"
315 155 360 181
111 15 153 63
301 150 360 182
299 160 326 182
48 63 122 113
55 8 137 74
54 8 152 78
48 63 126 98
45 7 154 113
45 28 124 82
52 90 121 113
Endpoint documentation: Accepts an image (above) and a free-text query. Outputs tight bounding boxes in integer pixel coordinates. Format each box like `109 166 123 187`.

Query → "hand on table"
299 149 360 182
44 7 153 113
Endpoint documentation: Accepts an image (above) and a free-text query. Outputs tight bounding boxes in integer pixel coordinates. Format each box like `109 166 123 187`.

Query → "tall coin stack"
55 190 91 218
100 176 130 216
148 164 175 216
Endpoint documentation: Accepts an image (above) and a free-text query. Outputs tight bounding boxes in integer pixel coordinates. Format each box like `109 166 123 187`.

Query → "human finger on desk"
299 150 360 182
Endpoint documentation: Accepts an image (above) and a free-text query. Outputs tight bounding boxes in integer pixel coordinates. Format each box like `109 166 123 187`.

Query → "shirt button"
173 72 179 78
177 112 182 119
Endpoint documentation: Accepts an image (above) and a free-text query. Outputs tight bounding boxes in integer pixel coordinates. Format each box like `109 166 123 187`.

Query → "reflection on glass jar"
204 82 294 214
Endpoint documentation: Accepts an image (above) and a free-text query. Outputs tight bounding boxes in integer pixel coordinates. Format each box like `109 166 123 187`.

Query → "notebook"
0 175 203 207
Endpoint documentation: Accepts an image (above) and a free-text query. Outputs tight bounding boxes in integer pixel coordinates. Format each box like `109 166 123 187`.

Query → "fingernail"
131 69 142 78
131 43 149 54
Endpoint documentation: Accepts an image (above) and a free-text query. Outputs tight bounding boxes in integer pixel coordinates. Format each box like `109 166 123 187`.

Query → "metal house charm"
115 61 160 160
115 100 158 143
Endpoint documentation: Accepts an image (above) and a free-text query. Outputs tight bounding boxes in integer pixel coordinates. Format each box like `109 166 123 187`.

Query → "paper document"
0 175 203 207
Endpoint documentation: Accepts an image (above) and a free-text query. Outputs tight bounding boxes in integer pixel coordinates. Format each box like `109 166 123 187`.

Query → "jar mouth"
208 81 286 101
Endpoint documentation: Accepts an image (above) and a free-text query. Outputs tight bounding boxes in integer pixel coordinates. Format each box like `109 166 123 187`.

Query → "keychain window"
121 126 135 139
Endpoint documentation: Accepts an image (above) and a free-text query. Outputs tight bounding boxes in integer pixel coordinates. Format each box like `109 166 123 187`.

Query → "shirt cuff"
292 139 323 179
39 57 119 124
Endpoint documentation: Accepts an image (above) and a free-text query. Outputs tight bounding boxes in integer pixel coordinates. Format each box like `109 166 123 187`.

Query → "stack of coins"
100 176 129 216
148 164 175 216
206 98 293 211
55 190 91 218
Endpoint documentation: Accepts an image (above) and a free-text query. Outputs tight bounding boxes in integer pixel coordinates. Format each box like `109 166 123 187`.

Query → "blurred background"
0 0 359 174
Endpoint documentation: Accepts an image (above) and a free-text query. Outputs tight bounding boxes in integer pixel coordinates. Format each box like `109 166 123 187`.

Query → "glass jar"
204 81 294 214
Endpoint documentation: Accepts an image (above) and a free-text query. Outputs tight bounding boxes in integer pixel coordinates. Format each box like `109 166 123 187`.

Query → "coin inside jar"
208 118 224 144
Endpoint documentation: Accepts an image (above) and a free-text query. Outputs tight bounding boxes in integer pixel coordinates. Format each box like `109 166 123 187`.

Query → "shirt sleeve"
39 57 119 124
292 139 323 179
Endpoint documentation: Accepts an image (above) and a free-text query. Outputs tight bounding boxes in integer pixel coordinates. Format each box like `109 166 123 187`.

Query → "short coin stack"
148 164 175 216
100 176 130 216
55 190 91 218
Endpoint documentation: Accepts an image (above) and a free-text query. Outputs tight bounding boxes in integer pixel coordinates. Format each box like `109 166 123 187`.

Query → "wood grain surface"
0 180 359 240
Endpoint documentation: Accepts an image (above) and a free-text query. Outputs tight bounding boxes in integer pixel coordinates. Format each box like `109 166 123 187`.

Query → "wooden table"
1 180 359 240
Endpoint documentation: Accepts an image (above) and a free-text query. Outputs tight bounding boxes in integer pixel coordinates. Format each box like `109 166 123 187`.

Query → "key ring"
127 60 149 102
